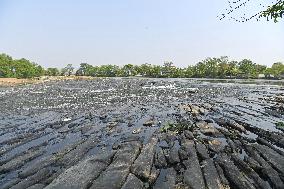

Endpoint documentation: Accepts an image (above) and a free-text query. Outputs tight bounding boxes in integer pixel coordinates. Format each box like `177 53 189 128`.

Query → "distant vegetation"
0 53 284 79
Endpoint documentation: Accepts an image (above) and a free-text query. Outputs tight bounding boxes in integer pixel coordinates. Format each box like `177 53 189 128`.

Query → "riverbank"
0 78 283 188
0 76 94 87
1 76 284 87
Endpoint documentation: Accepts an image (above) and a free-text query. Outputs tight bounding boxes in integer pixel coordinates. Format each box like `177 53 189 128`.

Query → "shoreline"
1 76 283 87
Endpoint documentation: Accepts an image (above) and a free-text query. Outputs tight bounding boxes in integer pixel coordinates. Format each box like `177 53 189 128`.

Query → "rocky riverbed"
0 78 283 189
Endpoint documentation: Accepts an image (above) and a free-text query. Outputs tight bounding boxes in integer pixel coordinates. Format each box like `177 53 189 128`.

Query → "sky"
0 0 283 68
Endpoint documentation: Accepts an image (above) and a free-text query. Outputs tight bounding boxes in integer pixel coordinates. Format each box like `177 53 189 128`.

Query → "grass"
275 122 284 131
160 121 192 133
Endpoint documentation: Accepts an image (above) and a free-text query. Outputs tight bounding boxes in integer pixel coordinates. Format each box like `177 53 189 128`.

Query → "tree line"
0 53 283 79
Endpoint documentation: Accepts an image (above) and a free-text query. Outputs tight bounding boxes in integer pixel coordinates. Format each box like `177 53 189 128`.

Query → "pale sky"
0 0 283 68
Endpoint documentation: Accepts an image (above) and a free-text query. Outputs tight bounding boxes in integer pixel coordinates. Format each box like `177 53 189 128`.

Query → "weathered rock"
148 167 160 185
19 140 83 178
182 139 206 189
196 142 209 160
216 153 256 189
231 154 271 189
227 139 237 152
90 141 142 189
131 136 158 180
45 151 115 189
56 136 99 167
1 178 21 189
168 141 180 164
201 159 223 189
184 130 194 140
121 173 144 189
256 137 284 156
10 168 52 189
214 118 246 133
208 139 224 153
132 127 142 134
245 144 284 189
215 163 230 187
154 147 167 168
0 148 44 174
196 121 222 136
143 120 155 126
159 140 170 149
26 184 46 189
153 168 176 189
252 143 284 175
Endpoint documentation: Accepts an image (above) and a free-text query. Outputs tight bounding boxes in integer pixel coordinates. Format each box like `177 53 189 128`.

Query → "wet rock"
216 153 256 189
57 136 99 167
231 154 271 189
0 148 44 174
148 167 160 185
159 140 170 149
153 168 176 189
184 130 194 139
214 118 246 133
132 127 142 134
196 142 210 160
121 173 144 189
80 124 93 134
182 139 206 189
26 184 46 189
143 120 155 127
215 163 230 187
256 137 284 156
208 139 224 153
131 136 158 180
107 121 118 129
45 151 115 189
10 168 52 189
245 144 284 189
201 159 223 189
90 141 142 189
196 121 222 137
1 178 21 189
252 143 284 175
154 147 167 168
168 141 180 164
19 141 83 178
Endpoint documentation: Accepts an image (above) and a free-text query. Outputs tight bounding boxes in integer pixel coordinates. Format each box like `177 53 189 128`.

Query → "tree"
261 1 284 22
0 53 14 77
61 64 74 76
119 64 136 77
221 0 284 22
238 59 257 78
46 68 60 76
271 62 284 77
227 61 239 78
76 63 93 76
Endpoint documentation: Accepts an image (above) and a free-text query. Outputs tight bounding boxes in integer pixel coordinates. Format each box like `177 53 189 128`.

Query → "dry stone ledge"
216 153 257 189
89 141 142 189
121 173 144 189
154 147 167 168
201 159 223 189
131 136 158 180
44 151 116 189
244 144 284 189
0 148 44 174
231 154 272 189
45 151 115 189
182 139 206 189
10 169 52 189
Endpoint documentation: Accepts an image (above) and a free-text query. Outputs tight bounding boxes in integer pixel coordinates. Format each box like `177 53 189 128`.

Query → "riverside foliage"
0 53 283 79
